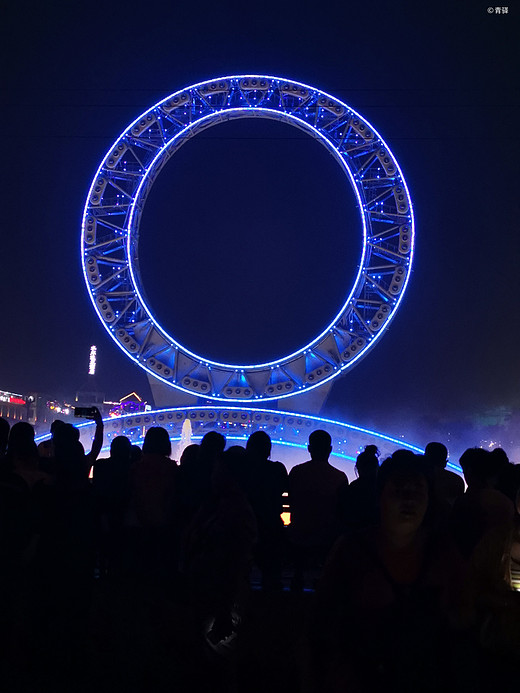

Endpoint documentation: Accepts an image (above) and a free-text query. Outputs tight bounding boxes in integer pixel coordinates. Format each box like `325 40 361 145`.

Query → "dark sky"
1 1 519 452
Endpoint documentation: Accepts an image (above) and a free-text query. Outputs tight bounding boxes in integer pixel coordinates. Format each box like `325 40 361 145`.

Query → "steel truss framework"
82 76 414 402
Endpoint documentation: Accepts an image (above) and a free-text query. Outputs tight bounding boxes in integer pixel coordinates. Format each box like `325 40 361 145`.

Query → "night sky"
1 1 519 456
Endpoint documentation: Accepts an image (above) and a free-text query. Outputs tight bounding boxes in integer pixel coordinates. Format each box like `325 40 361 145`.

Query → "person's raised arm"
86 406 104 466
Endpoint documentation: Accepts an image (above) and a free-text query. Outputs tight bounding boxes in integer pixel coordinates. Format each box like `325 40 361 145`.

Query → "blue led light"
81 76 415 402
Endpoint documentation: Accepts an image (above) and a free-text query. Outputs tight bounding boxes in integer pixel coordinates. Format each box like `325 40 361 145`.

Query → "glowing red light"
9 397 26 405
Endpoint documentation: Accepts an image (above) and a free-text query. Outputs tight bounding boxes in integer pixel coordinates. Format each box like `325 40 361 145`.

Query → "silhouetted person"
37 418 65 463
458 483 520 692
45 408 103 485
245 431 288 590
93 435 133 577
0 416 9 458
423 441 465 532
0 421 48 679
183 445 257 653
200 430 226 460
125 426 177 582
424 441 464 506
177 432 226 538
93 435 133 497
288 430 348 589
338 445 379 533
128 427 175 526
4 421 50 488
179 443 200 467
36 419 100 684
450 448 514 559
490 447 519 503
309 451 467 693
130 443 142 464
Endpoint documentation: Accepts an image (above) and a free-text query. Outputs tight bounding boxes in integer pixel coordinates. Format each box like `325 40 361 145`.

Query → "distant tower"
88 345 97 376
76 345 104 406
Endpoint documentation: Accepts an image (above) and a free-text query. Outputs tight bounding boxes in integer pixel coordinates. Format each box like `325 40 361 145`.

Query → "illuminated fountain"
175 418 193 460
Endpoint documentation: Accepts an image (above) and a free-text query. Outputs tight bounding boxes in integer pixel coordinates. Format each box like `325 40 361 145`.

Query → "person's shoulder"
327 463 348 480
163 457 178 476
154 455 177 471
271 460 288 475
94 456 110 468
349 477 364 489
442 468 465 485
288 460 311 476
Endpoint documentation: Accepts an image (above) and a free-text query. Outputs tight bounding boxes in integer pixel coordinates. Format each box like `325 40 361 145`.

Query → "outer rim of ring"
81 75 414 402
125 105 367 369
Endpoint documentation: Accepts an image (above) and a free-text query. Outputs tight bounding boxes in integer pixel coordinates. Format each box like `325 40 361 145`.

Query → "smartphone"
74 406 97 419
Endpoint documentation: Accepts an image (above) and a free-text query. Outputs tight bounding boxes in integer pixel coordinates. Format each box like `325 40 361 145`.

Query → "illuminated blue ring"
81 75 414 401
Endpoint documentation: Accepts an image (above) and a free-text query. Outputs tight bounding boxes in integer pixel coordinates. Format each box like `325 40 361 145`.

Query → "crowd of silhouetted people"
0 412 519 692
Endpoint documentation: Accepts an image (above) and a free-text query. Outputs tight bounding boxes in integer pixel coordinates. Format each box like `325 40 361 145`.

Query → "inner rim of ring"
131 108 366 369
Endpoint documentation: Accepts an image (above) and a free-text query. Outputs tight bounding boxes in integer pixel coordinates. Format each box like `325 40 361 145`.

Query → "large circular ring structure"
81 75 414 402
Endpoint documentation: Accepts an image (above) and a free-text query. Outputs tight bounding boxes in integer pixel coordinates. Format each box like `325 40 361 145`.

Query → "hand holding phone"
74 406 97 420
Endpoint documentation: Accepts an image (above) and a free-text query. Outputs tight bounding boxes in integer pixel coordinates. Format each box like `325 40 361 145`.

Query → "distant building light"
9 396 26 405
120 391 142 403
0 390 26 405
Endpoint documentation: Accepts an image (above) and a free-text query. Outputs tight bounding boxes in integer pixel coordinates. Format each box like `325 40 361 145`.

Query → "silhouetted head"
142 427 171 457
424 442 448 469
0 417 10 455
308 430 332 461
180 443 200 466
490 447 509 470
221 445 250 492
246 431 272 460
52 424 85 484
50 419 66 436
200 431 226 456
53 423 80 444
377 451 430 536
459 448 494 489
355 449 379 479
52 423 83 457
110 435 132 460
7 421 37 460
